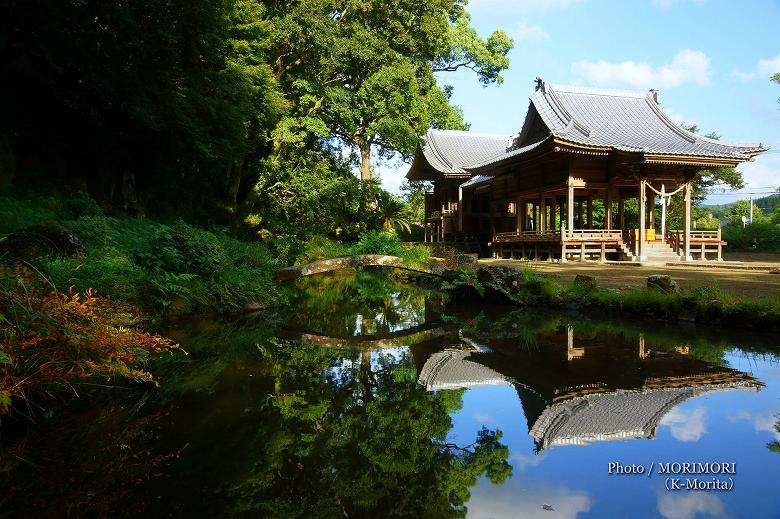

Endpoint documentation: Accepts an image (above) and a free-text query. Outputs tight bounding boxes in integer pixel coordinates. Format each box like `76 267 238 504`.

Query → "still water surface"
2 269 780 518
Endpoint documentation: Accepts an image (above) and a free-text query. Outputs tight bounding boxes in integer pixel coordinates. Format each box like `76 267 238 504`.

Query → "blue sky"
379 0 780 205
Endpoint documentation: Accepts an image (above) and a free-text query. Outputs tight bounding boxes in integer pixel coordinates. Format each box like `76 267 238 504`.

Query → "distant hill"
703 193 780 217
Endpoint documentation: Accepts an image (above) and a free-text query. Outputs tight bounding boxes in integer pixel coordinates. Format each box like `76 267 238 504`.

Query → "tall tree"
263 0 512 182
666 125 746 227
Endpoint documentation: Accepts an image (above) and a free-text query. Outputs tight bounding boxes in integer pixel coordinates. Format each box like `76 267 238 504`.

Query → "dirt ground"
482 253 780 298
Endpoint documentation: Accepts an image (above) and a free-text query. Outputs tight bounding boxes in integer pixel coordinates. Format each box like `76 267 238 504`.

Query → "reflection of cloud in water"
657 492 727 519
660 407 707 442
467 478 591 519
472 414 497 424
510 451 545 470
730 410 780 440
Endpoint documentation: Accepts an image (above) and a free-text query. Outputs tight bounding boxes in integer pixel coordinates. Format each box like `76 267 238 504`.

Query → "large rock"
646 274 679 293
1 221 85 260
573 274 597 290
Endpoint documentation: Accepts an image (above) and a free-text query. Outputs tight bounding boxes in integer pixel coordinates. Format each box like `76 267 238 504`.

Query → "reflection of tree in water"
769 416 780 454
287 270 438 337
232 341 512 518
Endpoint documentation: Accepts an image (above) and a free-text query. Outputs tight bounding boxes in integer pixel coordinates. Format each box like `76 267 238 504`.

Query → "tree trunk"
226 161 243 205
358 139 372 182
359 349 373 403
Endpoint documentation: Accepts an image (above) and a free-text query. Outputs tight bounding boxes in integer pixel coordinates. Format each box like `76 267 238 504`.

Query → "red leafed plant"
0 264 182 417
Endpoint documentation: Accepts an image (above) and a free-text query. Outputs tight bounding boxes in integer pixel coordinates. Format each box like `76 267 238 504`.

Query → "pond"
2 269 780 518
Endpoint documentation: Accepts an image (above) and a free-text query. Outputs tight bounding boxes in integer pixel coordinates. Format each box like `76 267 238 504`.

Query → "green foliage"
722 220 780 251
2 194 279 316
350 230 405 256
441 265 484 296
375 191 413 234
723 199 763 221
296 236 351 264
0 194 58 234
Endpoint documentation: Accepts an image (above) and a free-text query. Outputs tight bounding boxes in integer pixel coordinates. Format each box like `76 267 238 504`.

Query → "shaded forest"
0 0 512 238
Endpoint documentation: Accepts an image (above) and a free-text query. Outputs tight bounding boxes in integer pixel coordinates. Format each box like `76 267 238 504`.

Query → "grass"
1 193 281 317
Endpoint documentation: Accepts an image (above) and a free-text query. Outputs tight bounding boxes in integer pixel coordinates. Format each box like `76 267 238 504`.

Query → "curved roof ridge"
644 93 697 144
691 132 766 151
427 128 511 140
549 82 648 99
537 82 592 137
423 131 456 171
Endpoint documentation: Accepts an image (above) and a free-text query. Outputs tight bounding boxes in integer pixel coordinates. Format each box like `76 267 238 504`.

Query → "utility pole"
749 197 753 223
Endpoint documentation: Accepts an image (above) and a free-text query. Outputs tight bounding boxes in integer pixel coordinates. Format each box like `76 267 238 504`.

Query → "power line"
704 192 779 196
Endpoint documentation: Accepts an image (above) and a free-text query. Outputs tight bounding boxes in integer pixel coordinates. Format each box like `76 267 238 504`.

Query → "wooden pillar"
605 191 613 230
567 181 575 235
559 198 565 233
646 190 655 231
683 181 692 260
587 197 593 229
550 196 557 231
458 186 463 232
638 179 646 260
618 198 625 230
717 224 723 261
490 200 496 237
539 194 546 233
660 184 667 240
515 195 522 234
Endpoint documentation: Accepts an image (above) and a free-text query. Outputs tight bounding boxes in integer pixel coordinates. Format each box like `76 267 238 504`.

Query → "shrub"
350 230 404 256
722 220 780 251
0 265 182 417
0 195 58 234
296 235 351 264
61 191 103 219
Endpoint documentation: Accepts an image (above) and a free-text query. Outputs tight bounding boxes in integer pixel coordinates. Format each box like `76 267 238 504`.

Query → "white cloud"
660 407 708 442
657 492 727 519
468 478 592 519
730 409 780 441
572 49 711 89
512 20 550 41
467 0 584 13
510 451 545 469
732 53 780 81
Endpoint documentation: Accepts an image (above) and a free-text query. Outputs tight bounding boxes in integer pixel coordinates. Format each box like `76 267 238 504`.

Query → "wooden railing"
493 230 560 242
667 229 722 254
493 229 623 243
561 229 623 242
426 208 457 220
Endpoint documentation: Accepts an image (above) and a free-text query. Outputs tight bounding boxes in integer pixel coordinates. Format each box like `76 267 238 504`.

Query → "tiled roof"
530 382 760 450
528 81 766 159
411 129 512 177
407 79 767 182
417 350 512 391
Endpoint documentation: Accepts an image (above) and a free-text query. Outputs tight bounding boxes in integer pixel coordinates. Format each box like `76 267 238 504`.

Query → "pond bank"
442 263 780 334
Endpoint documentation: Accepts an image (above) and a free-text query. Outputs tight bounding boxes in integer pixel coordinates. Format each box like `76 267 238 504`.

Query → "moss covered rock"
0 221 85 260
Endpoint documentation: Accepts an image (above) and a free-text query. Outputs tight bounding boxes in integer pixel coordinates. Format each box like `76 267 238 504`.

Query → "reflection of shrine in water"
412 326 763 452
